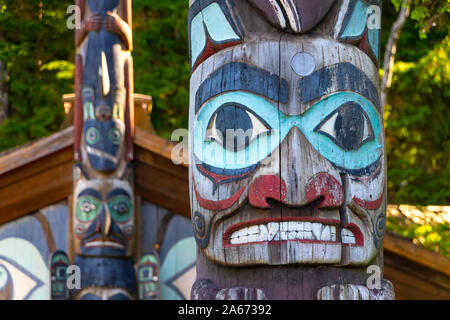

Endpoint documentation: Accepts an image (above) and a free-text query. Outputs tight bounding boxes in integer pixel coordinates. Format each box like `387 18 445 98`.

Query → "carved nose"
305 173 344 209
249 175 286 209
277 127 344 207
96 205 112 235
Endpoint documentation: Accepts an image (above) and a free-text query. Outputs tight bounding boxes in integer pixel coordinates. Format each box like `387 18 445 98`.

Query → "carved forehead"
75 179 133 199
190 35 380 114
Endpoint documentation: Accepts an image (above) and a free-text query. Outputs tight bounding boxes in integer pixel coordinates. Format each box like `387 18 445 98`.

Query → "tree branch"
381 0 412 109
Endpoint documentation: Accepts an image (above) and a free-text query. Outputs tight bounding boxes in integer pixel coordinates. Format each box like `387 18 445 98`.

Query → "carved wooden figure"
49 251 70 300
189 0 394 300
136 252 161 300
72 0 136 300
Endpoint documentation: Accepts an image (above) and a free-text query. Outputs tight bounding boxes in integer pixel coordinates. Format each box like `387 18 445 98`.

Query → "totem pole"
189 0 394 300
73 0 136 300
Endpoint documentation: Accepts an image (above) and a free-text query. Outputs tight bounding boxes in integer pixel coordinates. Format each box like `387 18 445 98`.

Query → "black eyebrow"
195 62 289 113
79 189 102 199
106 189 131 200
297 62 381 113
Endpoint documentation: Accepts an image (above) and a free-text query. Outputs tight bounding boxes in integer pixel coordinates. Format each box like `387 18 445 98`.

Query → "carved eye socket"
205 103 271 152
315 102 374 151
86 127 99 145
108 127 122 145
108 196 132 223
76 196 101 222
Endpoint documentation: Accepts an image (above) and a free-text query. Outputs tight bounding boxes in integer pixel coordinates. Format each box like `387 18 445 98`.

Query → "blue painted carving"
194 63 382 175
189 0 243 70
83 0 126 172
74 256 136 296
195 62 289 113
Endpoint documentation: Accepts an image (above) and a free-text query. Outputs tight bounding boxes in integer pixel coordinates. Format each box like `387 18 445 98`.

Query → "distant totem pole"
73 0 136 300
189 0 395 300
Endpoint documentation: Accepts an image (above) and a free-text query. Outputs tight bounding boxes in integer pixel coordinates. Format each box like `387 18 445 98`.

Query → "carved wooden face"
73 177 135 257
189 34 385 267
137 254 160 300
82 86 126 173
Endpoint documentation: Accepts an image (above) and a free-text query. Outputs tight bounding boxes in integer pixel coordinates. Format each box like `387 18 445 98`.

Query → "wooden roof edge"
134 126 189 167
0 125 187 177
383 231 450 277
0 126 74 175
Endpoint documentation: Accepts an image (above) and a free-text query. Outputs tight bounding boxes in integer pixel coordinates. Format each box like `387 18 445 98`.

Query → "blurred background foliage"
0 0 448 207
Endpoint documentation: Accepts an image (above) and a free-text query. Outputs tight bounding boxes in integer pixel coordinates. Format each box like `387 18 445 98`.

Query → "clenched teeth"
229 221 341 245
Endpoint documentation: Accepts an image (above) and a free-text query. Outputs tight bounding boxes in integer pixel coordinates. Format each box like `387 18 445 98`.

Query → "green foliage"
132 0 189 139
0 0 74 151
387 215 450 257
384 33 450 205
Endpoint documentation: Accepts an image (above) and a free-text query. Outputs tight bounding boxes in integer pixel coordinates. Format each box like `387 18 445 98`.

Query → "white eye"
315 102 374 151
204 104 271 152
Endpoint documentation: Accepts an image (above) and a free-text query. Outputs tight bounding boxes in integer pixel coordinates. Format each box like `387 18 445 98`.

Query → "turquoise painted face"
188 0 242 70
189 40 387 266
194 91 382 173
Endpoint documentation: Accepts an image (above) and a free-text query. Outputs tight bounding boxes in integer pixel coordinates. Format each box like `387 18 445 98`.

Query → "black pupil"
115 202 128 214
82 202 93 212
334 102 367 151
215 104 253 152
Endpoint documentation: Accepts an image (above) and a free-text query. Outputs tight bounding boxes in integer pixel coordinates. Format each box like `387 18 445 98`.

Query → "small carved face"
50 251 70 300
73 179 134 257
83 119 125 172
137 254 160 300
189 36 386 267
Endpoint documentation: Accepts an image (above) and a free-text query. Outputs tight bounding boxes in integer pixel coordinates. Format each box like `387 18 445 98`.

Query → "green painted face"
108 196 133 223
76 196 102 222
73 179 135 257
85 127 100 145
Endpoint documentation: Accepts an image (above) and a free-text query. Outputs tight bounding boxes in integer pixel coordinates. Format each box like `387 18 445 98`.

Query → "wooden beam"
383 231 450 277
0 149 73 224
134 127 190 218
384 247 450 300
0 126 73 175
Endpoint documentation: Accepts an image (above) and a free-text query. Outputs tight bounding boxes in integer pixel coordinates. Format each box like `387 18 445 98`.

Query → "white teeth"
312 223 322 240
331 226 337 242
248 225 259 235
321 225 331 241
268 223 279 240
304 222 312 231
259 225 269 238
248 234 259 243
341 228 356 244
288 222 297 231
228 221 343 245
303 231 313 240
288 231 297 240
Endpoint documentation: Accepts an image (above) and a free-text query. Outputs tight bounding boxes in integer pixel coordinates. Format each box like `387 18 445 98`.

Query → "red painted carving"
353 189 384 210
194 180 245 211
249 175 287 209
192 37 242 72
305 173 344 208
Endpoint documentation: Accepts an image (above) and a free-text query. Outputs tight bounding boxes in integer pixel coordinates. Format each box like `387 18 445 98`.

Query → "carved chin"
200 204 379 267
